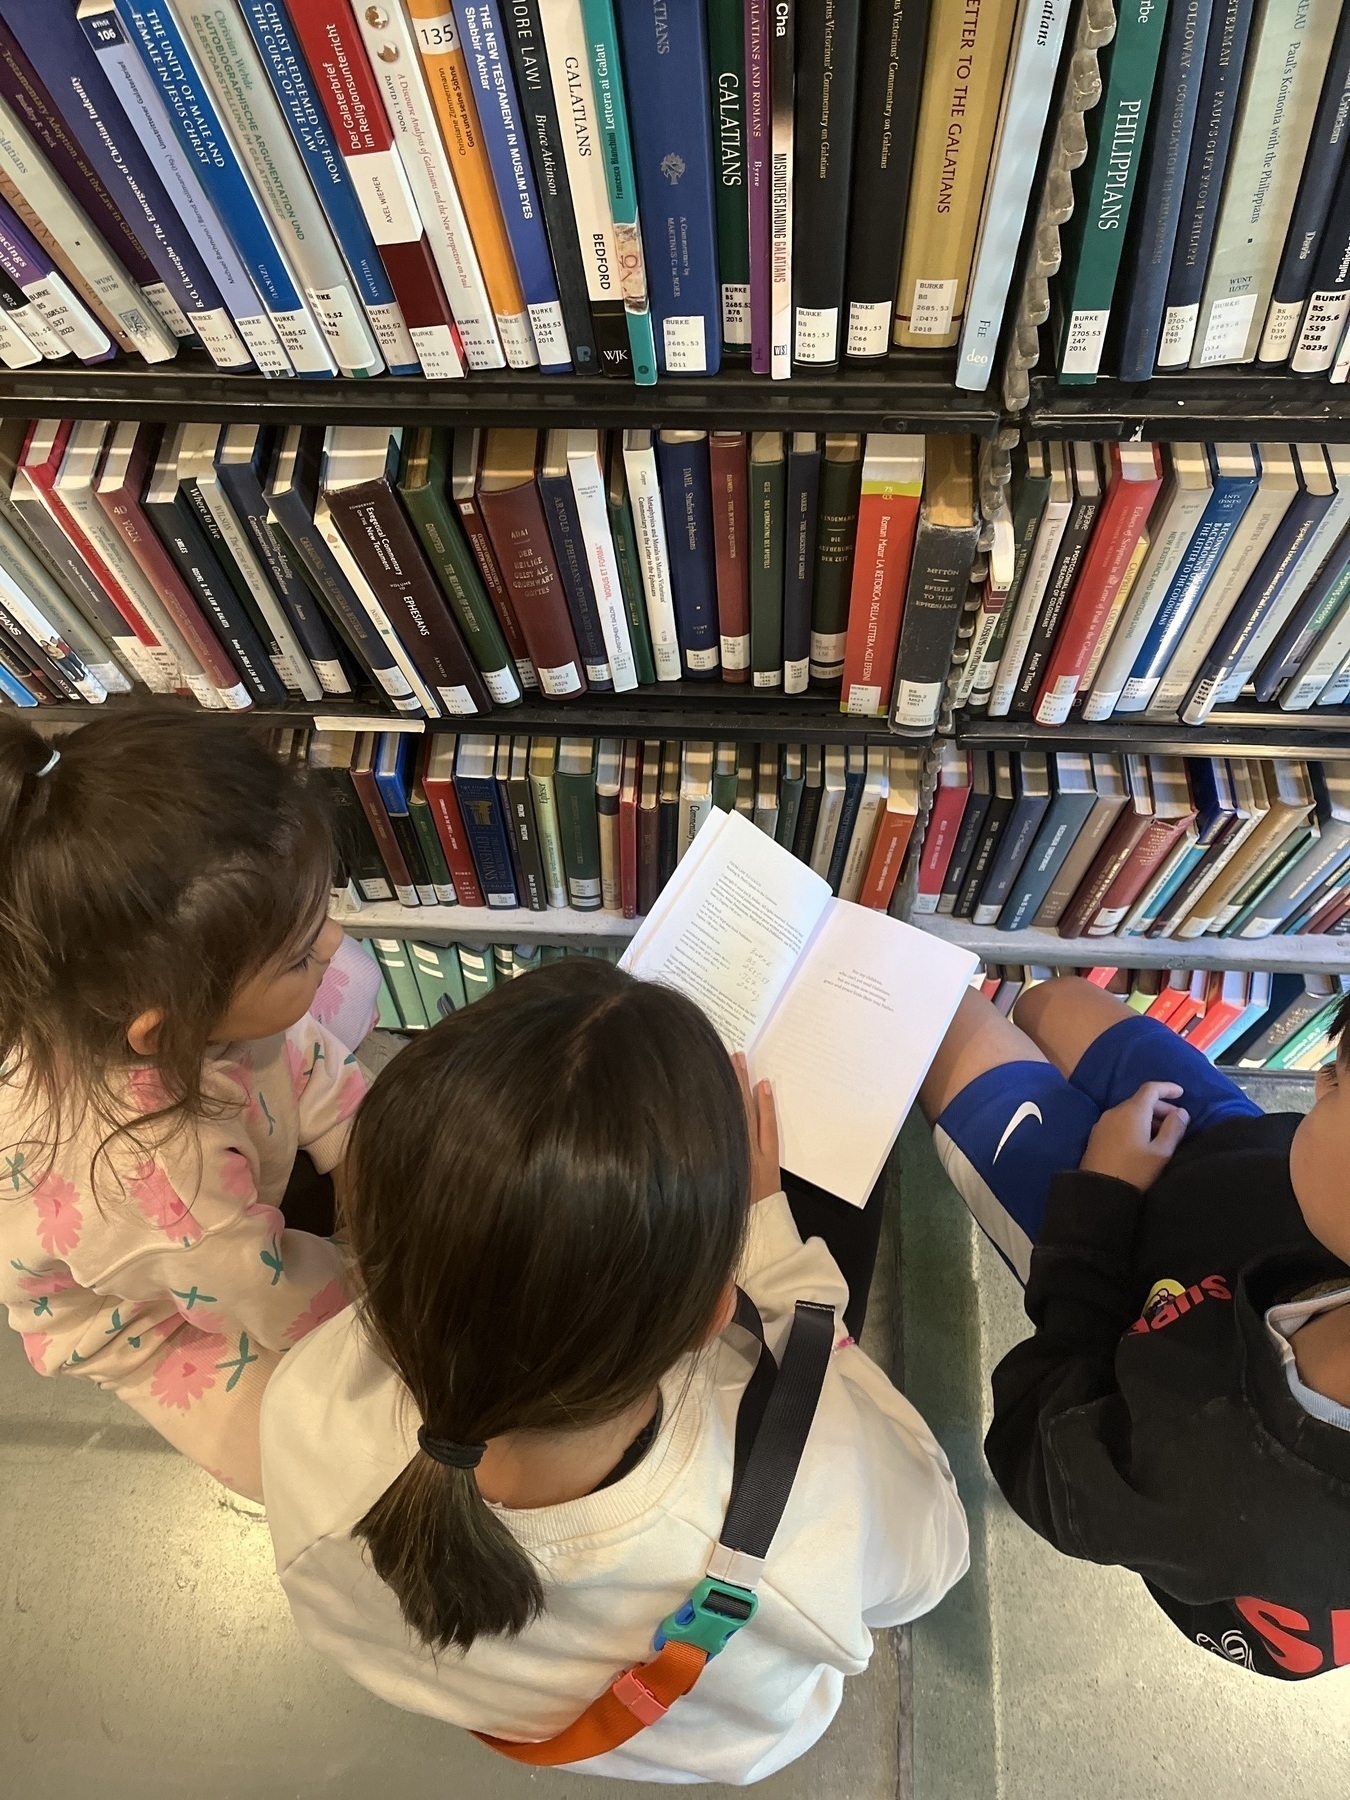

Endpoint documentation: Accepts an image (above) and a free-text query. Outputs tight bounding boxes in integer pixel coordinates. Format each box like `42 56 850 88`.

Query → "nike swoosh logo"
993 1102 1043 1163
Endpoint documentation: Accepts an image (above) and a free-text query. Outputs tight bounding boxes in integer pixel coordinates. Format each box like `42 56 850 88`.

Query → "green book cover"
707 0 750 352
776 743 806 848
1220 825 1316 930
750 431 785 688
605 440 658 685
374 969 401 1030
407 783 454 893
458 944 498 1003
1267 997 1346 1069
555 737 604 910
372 939 430 1030
397 429 520 704
809 433 863 686
1055 0 1170 385
712 740 739 812
513 943 543 975
408 941 467 1021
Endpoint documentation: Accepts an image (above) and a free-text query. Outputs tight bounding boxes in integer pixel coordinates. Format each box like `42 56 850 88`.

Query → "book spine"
604 450 655 682
782 439 819 693
1057 811 1150 937
536 0 630 375
1191 0 1342 368
350 0 501 370
117 0 334 373
1260 3 1350 360
1115 0 1213 381
912 768 971 911
1157 0 1255 367
745 0 770 372
655 437 720 678
399 469 520 704
555 764 602 907
749 438 784 688
350 766 417 903
1089 815 1198 935
767 0 792 379
527 761 569 905
890 515 981 734
9 454 141 678
954 0 1072 388
1055 0 1170 382
537 463 612 687
566 443 638 689
79 1 291 374
790 0 860 368
707 0 749 352
840 464 923 715
422 761 486 903
1288 158 1350 373
709 431 750 680
0 191 114 361
501 0 598 371
505 769 547 909
844 0 930 359
860 802 918 910
616 0 720 376
973 791 1050 924
1256 535 1350 702
809 447 862 685
453 768 519 905
451 0 569 369
987 497 1072 716
621 439 681 680
235 0 418 373
477 479 587 695
998 792 1099 930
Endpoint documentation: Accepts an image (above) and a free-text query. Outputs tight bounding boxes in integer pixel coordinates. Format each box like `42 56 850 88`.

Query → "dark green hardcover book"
605 435 658 686
372 939 430 1029
712 739 739 811
708 0 750 354
555 735 603 910
809 432 863 686
408 778 455 895
458 943 498 1002
749 430 785 689
408 941 468 1021
397 428 521 705
776 742 806 847
1055 0 1170 384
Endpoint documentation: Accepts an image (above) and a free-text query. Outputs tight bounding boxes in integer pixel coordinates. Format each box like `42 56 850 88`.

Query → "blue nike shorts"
932 1014 1261 1282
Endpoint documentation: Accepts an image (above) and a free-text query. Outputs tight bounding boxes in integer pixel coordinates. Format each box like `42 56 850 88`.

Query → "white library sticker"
1157 303 1198 366
485 668 521 704
1035 674 1079 725
721 633 750 670
498 310 537 368
1061 309 1110 376
686 645 719 672
847 301 891 358
794 306 838 364
722 284 750 344
1294 292 1350 371
540 662 584 696
894 679 939 726
663 314 708 373
410 324 464 380
1260 299 1304 362
144 283 191 339
237 315 292 377
753 668 783 688
437 685 477 715
192 308 250 369
845 683 882 716
529 300 569 366
1198 293 1257 365
909 279 957 337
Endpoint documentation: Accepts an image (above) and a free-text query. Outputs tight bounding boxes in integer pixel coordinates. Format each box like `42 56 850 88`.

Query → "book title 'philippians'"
936 0 982 215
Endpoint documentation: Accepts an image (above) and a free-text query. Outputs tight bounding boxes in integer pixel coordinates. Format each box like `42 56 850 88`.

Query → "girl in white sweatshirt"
260 958 968 1785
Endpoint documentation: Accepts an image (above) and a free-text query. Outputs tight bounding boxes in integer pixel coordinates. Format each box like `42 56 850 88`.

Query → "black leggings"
783 1170 886 1341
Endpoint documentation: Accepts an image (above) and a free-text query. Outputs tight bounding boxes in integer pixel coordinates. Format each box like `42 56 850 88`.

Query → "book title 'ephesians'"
937 0 983 214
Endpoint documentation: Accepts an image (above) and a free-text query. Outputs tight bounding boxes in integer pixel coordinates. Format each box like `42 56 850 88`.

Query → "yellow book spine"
892 0 1020 349
402 0 534 358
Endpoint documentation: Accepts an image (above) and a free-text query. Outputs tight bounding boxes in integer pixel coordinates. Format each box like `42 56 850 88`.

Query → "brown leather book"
1059 758 1196 939
348 732 417 905
451 428 536 689
476 428 586 699
636 738 662 917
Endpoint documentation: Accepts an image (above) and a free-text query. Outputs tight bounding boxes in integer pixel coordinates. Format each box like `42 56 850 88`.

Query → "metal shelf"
957 706 1350 760
916 914 1350 972
1023 368 1350 441
30 689 909 744
335 899 636 946
0 352 1002 434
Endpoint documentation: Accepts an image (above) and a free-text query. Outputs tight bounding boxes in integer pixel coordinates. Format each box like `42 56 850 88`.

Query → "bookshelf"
333 899 637 947
958 709 1350 760
916 915 1350 973
1022 368 1350 442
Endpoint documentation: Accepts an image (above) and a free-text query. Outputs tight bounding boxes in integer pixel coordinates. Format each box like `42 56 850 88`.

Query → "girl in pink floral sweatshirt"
0 706 371 1499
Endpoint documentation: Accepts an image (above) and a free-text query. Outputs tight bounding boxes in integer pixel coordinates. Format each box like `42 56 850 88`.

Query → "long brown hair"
0 703 333 1181
347 958 750 1653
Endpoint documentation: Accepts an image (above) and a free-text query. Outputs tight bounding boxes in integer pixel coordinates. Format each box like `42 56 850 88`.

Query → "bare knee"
919 989 1047 1125
1012 977 1133 1079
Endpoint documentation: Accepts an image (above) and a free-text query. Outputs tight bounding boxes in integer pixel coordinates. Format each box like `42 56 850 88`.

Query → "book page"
751 903 977 1206
620 809 831 1052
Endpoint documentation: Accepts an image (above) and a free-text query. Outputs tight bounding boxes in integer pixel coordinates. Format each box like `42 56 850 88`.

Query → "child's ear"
127 1009 164 1057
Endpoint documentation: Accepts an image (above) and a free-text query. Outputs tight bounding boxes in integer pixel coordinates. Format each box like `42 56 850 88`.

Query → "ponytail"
0 716 60 843
345 959 750 1654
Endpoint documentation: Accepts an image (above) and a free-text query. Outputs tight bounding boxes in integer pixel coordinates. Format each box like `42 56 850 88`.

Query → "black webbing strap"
722 1289 836 1563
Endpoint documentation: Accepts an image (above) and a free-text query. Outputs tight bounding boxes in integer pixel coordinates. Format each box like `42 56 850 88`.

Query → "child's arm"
283 1019 368 1175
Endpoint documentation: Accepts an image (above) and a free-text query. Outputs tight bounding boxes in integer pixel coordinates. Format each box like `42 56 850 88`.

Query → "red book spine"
619 741 639 919
1033 447 1162 725
1058 809 1152 939
1146 974 1191 1024
1085 967 1119 988
284 0 464 375
476 480 585 697
709 431 750 682
455 489 535 681
349 755 416 901
1304 890 1350 933
859 808 918 911
1187 989 1244 1052
840 487 922 715
913 758 972 910
1086 815 1195 936
420 749 485 907
94 426 250 706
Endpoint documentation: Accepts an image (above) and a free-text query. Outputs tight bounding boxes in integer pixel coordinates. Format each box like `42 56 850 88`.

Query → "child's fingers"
756 1078 779 1166
732 1051 753 1114
1152 1106 1189 1158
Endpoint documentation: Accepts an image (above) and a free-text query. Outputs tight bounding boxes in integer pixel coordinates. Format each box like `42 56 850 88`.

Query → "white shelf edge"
335 901 638 945
916 915 1350 973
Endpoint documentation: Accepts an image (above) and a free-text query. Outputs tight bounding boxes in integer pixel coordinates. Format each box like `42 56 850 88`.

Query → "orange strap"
473 1639 709 1767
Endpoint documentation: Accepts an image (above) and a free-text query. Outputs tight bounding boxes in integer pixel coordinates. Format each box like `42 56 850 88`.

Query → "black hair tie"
417 1426 486 1469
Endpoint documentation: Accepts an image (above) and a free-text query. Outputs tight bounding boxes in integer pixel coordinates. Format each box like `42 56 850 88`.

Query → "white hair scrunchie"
35 748 60 778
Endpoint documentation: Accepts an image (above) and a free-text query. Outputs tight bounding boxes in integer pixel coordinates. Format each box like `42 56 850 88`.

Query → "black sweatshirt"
985 1111 1350 1679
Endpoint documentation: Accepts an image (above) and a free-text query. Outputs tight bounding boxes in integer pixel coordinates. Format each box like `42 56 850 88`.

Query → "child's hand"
733 1053 780 1203
1080 1082 1189 1191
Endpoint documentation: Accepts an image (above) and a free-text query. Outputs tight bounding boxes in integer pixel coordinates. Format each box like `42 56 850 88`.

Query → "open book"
619 809 978 1206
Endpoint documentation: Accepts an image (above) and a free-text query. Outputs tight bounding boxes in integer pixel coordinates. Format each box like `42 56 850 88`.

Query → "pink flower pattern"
130 1162 203 1246
148 1329 227 1411
32 1173 82 1258
218 1150 256 1203
284 1278 348 1345
22 1330 51 1372
309 963 349 1028
284 1037 307 1096
333 1067 365 1124
15 1266 76 1300
126 1066 168 1115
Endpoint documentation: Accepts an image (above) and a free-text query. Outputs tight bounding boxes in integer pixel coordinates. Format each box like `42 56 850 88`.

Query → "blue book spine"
1184 484 1339 719
1117 461 1259 707
0 652 37 704
1254 534 1350 701
783 436 819 693
1260 3 1350 361
654 433 720 678
1157 0 1256 367
235 0 419 375
614 0 721 376
453 0 569 371
114 0 335 376
537 463 613 689
1116 0 1213 381
974 786 1052 923
452 768 519 906
0 0 252 368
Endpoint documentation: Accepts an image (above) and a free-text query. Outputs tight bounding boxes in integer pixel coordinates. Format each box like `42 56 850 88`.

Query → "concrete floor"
6 1074 1350 1797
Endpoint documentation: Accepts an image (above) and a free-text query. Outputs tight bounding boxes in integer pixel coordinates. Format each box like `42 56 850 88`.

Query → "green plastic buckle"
654 1576 758 1658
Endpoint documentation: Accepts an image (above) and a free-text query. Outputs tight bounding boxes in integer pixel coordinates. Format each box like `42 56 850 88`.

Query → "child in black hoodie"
919 975 1350 1681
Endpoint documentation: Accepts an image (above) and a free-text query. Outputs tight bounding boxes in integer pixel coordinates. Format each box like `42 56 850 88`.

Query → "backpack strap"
475 1293 836 1768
